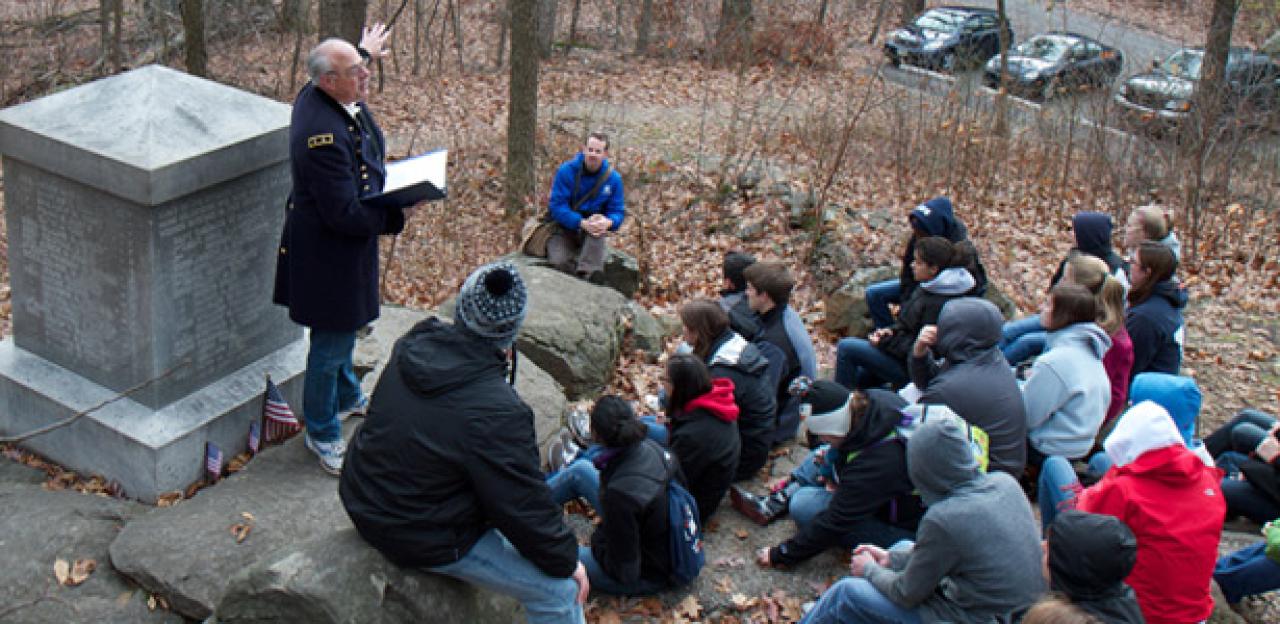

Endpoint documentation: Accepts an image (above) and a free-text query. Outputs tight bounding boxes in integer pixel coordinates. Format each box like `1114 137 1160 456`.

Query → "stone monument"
0 65 305 501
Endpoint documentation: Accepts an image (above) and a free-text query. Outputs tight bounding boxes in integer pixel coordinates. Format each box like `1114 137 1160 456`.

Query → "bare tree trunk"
566 0 583 54
494 0 510 68
899 0 924 27
635 0 653 55
715 0 752 65
816 0 829 24
992 0 1011 137
506 0 540 217
319 0 368 43
1183 0 1241 263
281 0 306 31
867 0 890 44
536 0 559 57
181 0 208 77
413 0 424 74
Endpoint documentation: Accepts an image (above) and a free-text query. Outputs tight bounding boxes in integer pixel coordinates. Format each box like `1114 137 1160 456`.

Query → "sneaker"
567 407 591 447
338 395 369 421
729 484 789 526
545 438 567 474
304 434 345 476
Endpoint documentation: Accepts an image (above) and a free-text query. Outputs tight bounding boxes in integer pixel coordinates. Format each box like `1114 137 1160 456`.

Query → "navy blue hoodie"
1049 212 1126 288
1126 279 1187 381
900 197 988 299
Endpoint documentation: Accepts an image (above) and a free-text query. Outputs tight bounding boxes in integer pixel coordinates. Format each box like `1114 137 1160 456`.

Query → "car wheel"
888 54 901 68
941 53 956 73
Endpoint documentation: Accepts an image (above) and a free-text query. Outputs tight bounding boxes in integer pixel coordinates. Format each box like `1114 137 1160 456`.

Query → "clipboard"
365 148 447 209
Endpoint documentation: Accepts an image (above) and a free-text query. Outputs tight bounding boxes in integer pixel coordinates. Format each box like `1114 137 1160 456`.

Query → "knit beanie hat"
454 261 528 349
804 380 853 437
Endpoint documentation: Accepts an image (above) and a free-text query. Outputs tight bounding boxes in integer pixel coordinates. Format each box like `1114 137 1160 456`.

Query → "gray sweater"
1022 321 1112 459
864 413 1045 623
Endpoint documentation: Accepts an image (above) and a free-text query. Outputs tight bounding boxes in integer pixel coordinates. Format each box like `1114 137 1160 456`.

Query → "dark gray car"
885 6 1013 73
1115 47 1280 130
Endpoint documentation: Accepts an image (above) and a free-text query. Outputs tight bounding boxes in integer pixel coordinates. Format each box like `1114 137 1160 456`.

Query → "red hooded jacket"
682 377 739 423
1079 443 1224 624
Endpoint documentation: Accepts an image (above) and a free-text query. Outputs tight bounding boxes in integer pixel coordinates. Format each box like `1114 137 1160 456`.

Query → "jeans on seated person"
865 279 902 331
426 528 585 624
801 542 923 624
1214 541 1280 604
546 458 602 512
1037 456 1082 531
577 545 668 596
999 315 1046 366
1205 409 1275 458
835 338 908 390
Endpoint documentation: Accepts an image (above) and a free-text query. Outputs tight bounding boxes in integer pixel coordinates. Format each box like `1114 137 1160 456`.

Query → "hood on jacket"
935 297 1002 362
1072 212 1115 259
909 196 962 240
1159 232 1182 261
841 389 908 451
396 317 510 398
1044 321 1111 360
709 331 770 376
1129 372 1201 446
1148 279 1189 310
682 377 739 423
1048 509 1139 602
921 267 975 296
1104 401 1185 467
907 409 983 506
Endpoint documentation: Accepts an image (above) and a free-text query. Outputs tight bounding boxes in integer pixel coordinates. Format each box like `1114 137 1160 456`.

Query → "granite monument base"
0 337 305 502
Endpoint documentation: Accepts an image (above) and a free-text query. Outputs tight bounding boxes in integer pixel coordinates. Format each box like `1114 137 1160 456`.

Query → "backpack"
662 455 704 585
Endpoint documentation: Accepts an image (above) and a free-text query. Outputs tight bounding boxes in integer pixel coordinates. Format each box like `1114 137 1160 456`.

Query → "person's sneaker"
544 438 566 473
729 484 789 526
338 396 369 421
304 434 346 476
567 407 591 447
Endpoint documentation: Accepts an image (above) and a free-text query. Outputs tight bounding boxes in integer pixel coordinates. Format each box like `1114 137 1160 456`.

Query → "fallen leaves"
230 511 255 544
52 558 95 586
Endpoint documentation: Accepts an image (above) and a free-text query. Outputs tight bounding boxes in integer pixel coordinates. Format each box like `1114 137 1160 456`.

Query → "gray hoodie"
864 413 1044 623
909 298 1027 477
1023 322 1112 459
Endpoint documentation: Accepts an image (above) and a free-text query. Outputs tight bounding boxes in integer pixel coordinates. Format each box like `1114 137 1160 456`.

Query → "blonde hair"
1066 253 1125 335
1131 204 1172 241
1022 597 1100 624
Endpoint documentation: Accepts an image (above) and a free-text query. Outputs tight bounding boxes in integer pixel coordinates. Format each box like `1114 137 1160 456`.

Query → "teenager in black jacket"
663 354 740 524
339 262 587 623
680 299 777 481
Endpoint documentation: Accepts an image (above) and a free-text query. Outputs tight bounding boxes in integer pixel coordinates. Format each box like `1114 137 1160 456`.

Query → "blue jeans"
426 529 584 624
303 329 363 442
578 545 667 596
547 459 603 512
788 449 917 548
865 279 902 330
835 338 908 390
801 576 923 624
1214 542 1280 604
999 315 1046 366
1037 455 1082 531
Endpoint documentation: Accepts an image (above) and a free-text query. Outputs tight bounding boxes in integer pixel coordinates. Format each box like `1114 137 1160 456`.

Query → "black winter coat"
590 439 675 586
1126 279 1187 382
769 389 924 566
704 330 778 481
669 400 740 523
273 82 406 331
338 318 577 576
878 271 972 363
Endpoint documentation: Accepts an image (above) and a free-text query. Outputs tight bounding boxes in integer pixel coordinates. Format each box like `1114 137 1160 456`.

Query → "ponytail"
1096 276 1126 335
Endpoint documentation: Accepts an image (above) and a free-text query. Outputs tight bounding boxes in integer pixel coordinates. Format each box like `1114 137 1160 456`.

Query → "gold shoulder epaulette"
307 133 335 149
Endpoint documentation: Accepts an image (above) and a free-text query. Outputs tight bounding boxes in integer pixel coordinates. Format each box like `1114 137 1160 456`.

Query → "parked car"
1115 47 1280 129
983 32 1123 101
884 6 1013 73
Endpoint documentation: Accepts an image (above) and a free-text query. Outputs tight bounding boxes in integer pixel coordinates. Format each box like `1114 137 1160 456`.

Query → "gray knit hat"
454 261 528 349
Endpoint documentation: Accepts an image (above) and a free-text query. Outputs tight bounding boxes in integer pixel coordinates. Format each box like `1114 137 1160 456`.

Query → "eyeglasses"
326 60 369 78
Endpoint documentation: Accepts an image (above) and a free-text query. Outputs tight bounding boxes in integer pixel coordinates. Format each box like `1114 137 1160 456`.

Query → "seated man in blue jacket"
546 132 625 281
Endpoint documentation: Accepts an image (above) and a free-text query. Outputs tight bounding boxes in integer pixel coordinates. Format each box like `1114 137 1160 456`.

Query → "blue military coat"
273 82 406 332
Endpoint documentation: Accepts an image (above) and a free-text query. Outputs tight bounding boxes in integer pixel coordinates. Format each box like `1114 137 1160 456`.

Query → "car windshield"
914 9 965 33
1160 49 1203 80
1012 35 1073 62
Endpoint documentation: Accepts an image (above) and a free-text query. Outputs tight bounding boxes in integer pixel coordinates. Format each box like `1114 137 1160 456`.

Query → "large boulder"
443 263 643 399
0 483 179 623
354 306 568 451
508 248 640 299
824 265 898 337
626 301 673 356
982 280 1018 320
215 529 520 623
809 231 858 296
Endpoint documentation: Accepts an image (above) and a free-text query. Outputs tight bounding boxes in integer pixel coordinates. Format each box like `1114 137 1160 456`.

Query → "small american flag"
247 419 261 455
263 375 301 444
205 442 223 483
